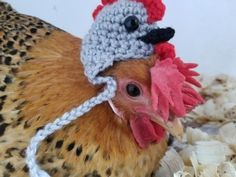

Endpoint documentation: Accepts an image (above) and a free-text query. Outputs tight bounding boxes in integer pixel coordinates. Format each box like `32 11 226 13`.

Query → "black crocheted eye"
126 83 141 97
124 16 140 32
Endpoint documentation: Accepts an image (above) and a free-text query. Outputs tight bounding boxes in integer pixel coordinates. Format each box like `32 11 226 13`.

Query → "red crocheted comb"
93 0 165 23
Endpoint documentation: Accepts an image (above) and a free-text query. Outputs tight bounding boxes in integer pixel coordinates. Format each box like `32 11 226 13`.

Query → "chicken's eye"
126 83 141 97
124 16 140 33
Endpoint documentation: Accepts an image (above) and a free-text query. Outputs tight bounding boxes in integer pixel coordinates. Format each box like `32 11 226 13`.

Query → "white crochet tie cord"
26 0 168 176
26 77 117 177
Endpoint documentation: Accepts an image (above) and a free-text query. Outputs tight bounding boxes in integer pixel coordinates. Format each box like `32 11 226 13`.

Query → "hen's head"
105 47 204 148
81 0 204 148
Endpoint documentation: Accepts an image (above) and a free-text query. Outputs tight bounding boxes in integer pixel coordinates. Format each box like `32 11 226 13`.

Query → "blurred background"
4 0 236 76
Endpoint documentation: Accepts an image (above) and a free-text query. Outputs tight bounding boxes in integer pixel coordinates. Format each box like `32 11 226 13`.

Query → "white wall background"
4 0 236 76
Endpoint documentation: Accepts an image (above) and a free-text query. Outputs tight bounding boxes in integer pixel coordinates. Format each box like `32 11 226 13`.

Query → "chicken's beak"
147 112 184 140
138 27 175 45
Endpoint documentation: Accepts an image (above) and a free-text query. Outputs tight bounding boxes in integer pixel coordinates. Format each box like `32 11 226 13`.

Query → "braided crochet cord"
26 77 117 177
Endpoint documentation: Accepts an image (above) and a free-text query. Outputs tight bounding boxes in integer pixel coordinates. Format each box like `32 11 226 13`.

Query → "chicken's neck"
18 32 136 154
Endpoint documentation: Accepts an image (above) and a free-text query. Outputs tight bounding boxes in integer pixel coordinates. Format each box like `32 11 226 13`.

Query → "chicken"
0 1 203 177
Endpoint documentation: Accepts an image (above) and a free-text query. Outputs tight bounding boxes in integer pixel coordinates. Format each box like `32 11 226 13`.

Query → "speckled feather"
0 1 167 177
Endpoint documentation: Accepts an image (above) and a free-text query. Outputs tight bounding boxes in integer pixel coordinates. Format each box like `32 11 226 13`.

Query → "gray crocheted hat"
81 0 175 83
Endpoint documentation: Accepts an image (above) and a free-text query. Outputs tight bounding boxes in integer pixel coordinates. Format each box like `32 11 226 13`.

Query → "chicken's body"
0 2 167 177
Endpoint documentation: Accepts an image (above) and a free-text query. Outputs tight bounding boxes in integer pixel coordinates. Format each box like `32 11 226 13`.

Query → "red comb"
93 0 165 22
155 42 202 88
137 0 165 23
151 59 186 120
173 58 202 87
93 0 117 20
151 58 204 120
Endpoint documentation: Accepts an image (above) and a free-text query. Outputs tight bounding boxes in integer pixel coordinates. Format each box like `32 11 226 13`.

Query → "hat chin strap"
26 76 117 177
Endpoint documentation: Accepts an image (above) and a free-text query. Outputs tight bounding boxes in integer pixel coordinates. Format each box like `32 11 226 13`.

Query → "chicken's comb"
150 58 204 120
155 42 202 87
151 59 186 120
137 0 165 23
93 0 165 23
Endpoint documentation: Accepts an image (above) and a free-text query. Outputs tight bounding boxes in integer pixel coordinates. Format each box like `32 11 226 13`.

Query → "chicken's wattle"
130 115 165 148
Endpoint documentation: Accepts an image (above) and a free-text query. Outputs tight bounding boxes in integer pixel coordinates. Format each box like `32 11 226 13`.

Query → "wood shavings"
155 148 184 177
186 127 210 144
218 162 236 177
188 74 236 123
156 75 236 177
219 122 236 150
179 145 195 165
190 152 200 176
198 165 219 177
174 171 192 177
195 140 234 165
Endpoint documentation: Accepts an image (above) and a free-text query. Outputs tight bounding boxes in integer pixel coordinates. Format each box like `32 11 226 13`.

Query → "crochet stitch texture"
81 0 157 82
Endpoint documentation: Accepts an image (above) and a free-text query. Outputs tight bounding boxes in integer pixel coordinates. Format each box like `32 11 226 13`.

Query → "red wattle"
130 115 165 148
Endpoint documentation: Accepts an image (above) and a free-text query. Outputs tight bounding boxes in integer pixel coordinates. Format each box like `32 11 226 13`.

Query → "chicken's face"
114 76 167 149
105 56 175 148
106 52 204 148
82 0 203 149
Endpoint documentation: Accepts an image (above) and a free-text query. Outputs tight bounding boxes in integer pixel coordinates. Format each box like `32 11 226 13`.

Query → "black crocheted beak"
138 27 175 45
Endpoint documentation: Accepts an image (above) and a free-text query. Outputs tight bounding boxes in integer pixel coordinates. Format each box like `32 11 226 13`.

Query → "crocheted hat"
81 0 175 83
26 0 177 176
